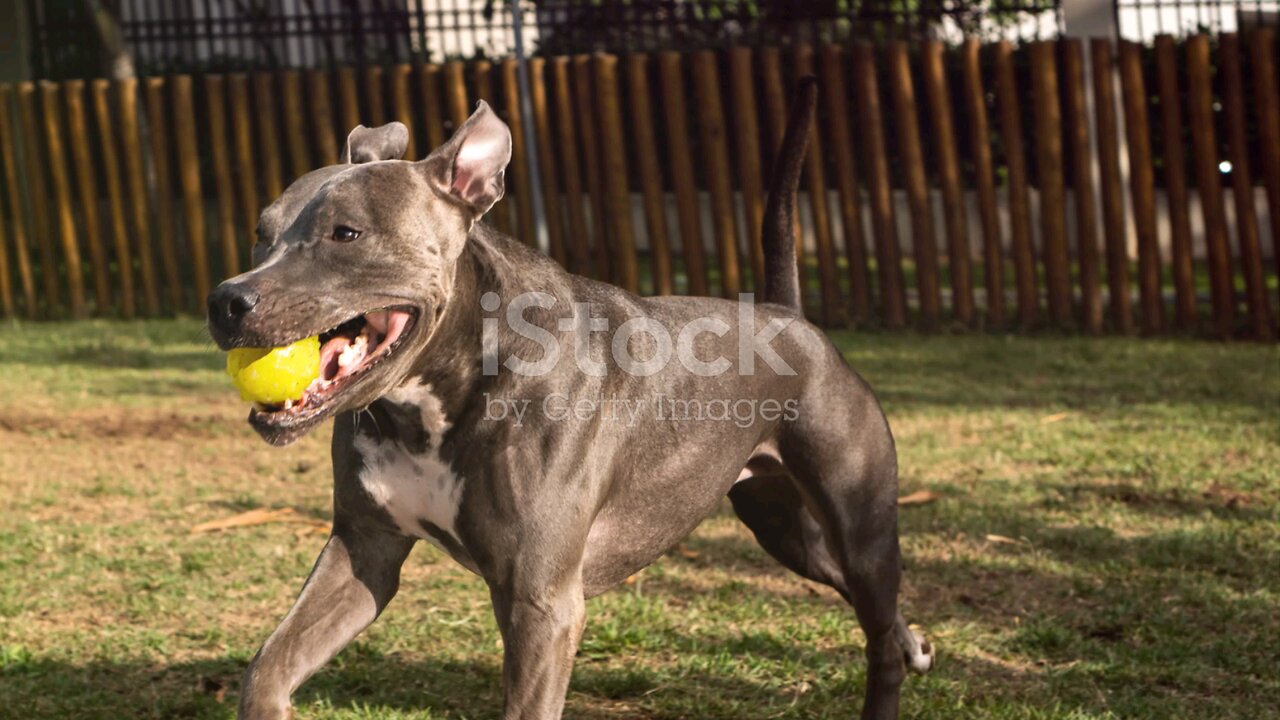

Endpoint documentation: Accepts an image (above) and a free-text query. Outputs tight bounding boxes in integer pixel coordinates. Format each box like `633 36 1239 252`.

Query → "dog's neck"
371 227 543 435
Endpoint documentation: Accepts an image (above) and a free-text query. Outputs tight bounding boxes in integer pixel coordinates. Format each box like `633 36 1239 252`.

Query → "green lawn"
0 319 1277 719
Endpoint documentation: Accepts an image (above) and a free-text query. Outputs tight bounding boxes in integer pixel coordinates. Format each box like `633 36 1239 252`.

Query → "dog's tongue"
366 310 390 335
371 310 411 355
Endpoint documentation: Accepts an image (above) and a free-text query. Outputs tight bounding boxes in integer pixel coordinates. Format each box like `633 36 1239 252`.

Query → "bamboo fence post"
1118 41 1165 334
119 78 160 314
692 50 742 300
1251 28 1280 280
41 81 86 317
228 75 260 247
502 59 539 247
0 84 36 317
657 51 707 295
888 41 941 331
819 44 871 324
0 188 10 316
1061 39 1103 334
851 43 906 328
336 67 361 139
922 39 975 326
91 79 135 318
364 65 385 126
0 86 15 316
1219 33 1273 340
205 76 240 279
252 73 284 200
961 39 1005 329
18 83 58 315
1090 39 1133 332
418 64 445 150
389 64 417 160
1186 35 1235 339
627 53 674 295
63 80 110 314
995 42 1039 329
444 61 469 128
171 75 209 311
1153 35 1197 329
281 71 310 178
551 57 592 276
1030 41 1074 329
727 47 767 293
595 54 639 293
529 57 566 260
308 70 339 166
573 55 613 283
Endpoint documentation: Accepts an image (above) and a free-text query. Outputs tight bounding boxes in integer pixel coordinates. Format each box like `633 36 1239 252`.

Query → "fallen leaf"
190 507 329 534
293 523 332 538
1040 411 1071 425
985 533 1021 545
898 490 938 506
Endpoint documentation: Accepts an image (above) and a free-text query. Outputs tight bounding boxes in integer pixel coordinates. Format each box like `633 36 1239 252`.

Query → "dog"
206 77 932 720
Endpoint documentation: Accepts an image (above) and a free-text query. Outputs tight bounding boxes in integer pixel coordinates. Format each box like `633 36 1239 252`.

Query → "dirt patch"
0 406 239 441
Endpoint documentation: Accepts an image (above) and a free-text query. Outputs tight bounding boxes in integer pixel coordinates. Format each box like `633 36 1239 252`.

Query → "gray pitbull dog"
207 79 932 720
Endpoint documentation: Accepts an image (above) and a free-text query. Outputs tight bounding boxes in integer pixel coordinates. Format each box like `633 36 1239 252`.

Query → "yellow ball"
226 336 321 405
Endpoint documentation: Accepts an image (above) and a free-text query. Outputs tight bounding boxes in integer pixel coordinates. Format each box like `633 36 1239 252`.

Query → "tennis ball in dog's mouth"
226 336 321 405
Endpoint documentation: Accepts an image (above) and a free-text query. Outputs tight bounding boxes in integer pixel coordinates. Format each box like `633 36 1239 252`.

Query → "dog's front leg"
489 568 587 720
238 525 415 720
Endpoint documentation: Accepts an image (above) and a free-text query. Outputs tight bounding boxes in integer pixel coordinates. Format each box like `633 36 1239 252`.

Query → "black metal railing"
1115 0 1278 40
28 0 1065 79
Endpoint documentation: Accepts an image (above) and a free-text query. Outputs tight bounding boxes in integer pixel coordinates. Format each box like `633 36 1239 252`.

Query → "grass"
0 319 1277 719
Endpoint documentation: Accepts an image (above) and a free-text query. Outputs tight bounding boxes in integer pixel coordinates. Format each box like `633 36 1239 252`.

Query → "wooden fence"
0 33 1277 340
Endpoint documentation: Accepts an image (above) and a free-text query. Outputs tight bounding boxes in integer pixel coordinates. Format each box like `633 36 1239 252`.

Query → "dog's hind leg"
729 474 934 675
731 400 930 719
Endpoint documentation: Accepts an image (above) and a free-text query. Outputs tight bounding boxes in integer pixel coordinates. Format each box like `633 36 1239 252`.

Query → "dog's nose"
207 282 259 333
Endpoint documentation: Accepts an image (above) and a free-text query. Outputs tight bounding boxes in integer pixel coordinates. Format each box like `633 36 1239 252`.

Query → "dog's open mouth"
250 306 418 428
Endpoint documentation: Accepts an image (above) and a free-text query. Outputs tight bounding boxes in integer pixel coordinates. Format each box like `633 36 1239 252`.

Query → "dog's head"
207 102 511 445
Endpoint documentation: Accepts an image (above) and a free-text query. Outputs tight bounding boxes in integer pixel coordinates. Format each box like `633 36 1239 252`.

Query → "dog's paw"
898 625 935 675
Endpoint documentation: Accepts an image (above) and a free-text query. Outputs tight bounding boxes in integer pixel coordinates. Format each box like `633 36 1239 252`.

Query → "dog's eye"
331 225 361 243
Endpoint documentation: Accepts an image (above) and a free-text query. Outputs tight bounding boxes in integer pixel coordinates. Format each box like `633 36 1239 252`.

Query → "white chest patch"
353 382 464 551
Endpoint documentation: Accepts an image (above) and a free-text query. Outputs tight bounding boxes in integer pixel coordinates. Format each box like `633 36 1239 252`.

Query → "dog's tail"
761 76 817 312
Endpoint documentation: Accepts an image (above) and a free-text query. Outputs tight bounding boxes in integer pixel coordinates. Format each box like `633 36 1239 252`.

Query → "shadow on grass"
831 332 1279 419
5 495 1271 719
1 632 1123 720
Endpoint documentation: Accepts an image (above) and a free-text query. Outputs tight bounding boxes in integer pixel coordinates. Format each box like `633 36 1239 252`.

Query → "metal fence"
28 1 1066 79
1115 0 1279 39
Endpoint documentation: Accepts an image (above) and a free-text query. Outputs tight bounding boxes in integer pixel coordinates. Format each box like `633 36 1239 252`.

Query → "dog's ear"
422 100 511 215
340 122 410 164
